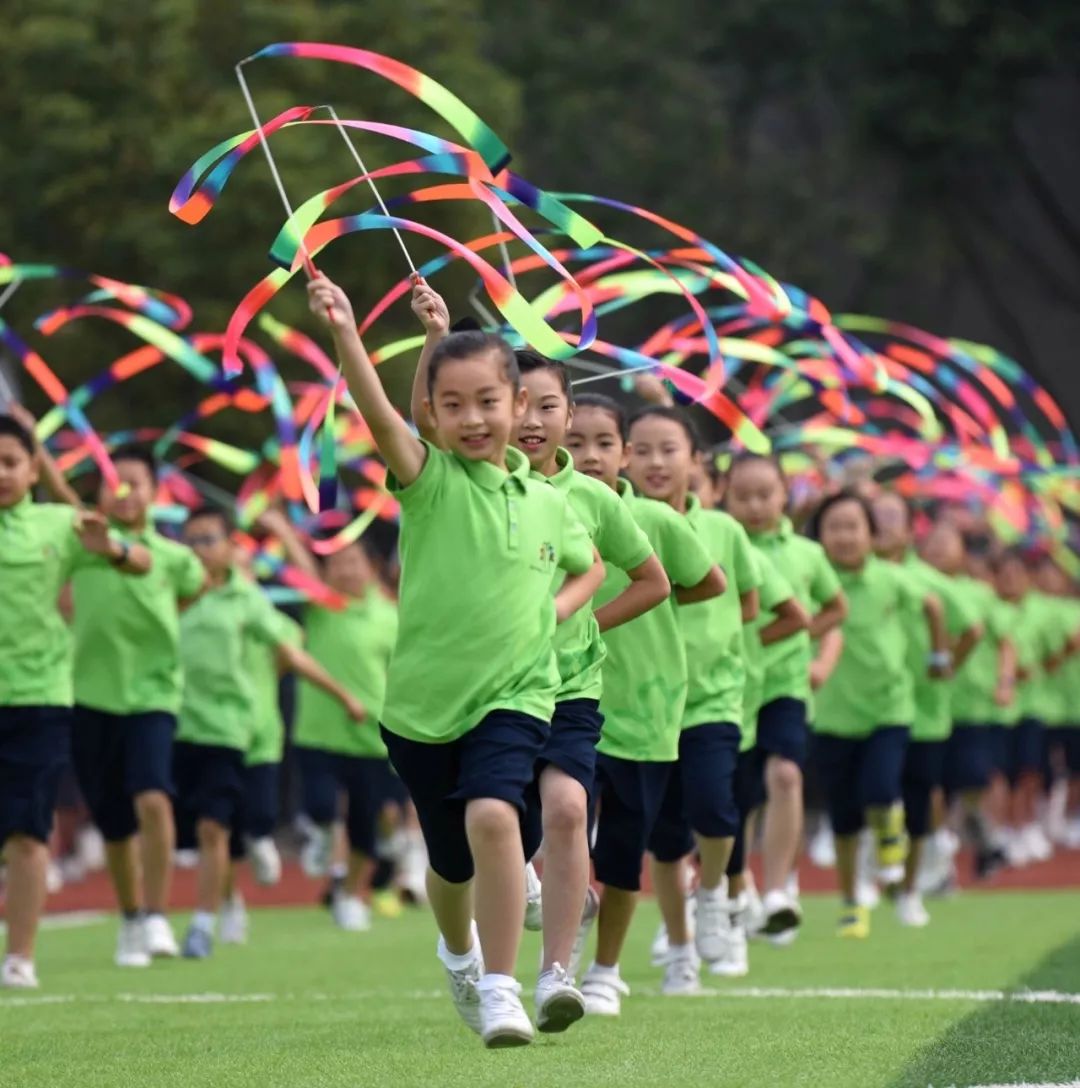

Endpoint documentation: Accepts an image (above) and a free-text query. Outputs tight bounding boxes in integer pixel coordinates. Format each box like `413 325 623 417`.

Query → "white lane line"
3 985 1080 1007
0 911 107 935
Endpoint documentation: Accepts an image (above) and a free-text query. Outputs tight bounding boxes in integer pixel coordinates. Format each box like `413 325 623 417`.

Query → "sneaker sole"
537 993 586 1034
708 964 749 977
115 958 152 968
762 908 801 935
483 1028 534 1048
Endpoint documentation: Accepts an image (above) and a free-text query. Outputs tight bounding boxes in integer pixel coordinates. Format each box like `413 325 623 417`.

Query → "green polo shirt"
534 450 653 704
742 549 797 752
177 569 287 751
246 608 303 766
383 442 594 744
951 576 1011 726
680 496 761 730
294 588 399 759
0 496 83 707
71 525 205 716
1050 598 1080 728
897 552 979 743
749 518 841 707
1015 592 1070 726
814 556 923 738
596 480 714 762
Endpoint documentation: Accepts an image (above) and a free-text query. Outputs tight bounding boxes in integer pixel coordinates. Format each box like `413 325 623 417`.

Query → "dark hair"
515 349 572 404
0 414 35 457
185 503 232 534
111 444 158 483
806 488 877 541
426 331 519 398
727 450 785 485
627 405 701 452
573 393 626 440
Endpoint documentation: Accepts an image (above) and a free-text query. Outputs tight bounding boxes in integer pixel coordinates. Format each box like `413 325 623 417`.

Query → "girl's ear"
620 442 631 471
512 385 528 419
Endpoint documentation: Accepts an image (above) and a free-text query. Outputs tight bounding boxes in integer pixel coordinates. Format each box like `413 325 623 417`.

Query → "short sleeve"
808 544 842 607
594 490 653 572
657 509 714 589
730 521 762 594
50 506 88 577
756 550 794 613
171 544 206 599
246 585 291 646
557 500 595 576
385 439 445 509
939 578 978 637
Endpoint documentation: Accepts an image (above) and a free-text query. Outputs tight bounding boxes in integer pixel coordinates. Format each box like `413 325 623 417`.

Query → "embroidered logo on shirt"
530 542 557 572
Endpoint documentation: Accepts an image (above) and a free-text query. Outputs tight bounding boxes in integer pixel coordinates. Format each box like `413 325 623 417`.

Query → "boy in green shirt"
173 506 365 960
0 413 152 989
625 405 762 994
308 276 602 1047
809 491 947 940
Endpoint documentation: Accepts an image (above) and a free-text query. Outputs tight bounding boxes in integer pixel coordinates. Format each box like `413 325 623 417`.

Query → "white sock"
588 962 620 980
437 936 478 971
191 911 216 935
477 972 518 993
668 941 694 958
698 883 725 900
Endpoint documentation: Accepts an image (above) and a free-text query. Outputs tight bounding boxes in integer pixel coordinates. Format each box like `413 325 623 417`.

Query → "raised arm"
75 511 151 575
256 506 318 580
409 279 449 445
8 402 82 508
276 641 366 723
308 276 426 487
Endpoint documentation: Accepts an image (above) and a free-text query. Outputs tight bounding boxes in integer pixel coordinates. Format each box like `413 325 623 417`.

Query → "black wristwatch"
110 540 131 567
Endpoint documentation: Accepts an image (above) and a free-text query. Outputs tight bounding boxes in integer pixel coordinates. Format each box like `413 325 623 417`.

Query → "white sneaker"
439 933 484 1034
300 824 334 878
1005 828 1030 867
651 890 697 963
400 833 429 904
174 848 199 869
76 826 107 872
219 896 249 945
709 919 749 977
535 962 585 1033
1066 818 1080 850
896 891 930 927
855 879 881 910
1 956 39 989
566 885 600 980
743 881 767 938
694 885 730 963
45 861 64 895
331 893 372 932
581 966 630 1016
479 979 534 1048
248 836 282 886
809 823 837 868
1023 824 1052 863
115 918 151 968
761 889 802 940
523 861 543 932
661 947 701 995
144 914 180 958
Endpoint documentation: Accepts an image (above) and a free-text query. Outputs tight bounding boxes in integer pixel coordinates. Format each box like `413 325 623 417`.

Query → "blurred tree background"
2 0 1080 459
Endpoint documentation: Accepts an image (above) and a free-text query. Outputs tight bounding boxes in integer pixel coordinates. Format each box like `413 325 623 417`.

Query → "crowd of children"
2 276 1079 1048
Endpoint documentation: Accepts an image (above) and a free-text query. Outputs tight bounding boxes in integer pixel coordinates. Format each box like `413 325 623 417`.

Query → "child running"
0 413 152 989
624 405 762 992
808 491 948 938
307 275 603 1047
872 492 982 925
560 394 725 1014
723 452 846 942
173 505 366 959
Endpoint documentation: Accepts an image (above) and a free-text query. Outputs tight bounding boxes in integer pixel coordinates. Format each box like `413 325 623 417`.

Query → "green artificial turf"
1 891 1078 1088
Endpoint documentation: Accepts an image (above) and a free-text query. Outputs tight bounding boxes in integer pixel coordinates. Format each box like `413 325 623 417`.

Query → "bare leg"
426 868 474 955
762 756 803 894
537 767 589 971
903 837 924 894
344 851 375 898
134 790 174 915
651 855 690 946
696 834 734 892
594 887 638 968
3 836 49 959
835 834 859 903
194 819 229 914
105 837 141 913
465 798 525 976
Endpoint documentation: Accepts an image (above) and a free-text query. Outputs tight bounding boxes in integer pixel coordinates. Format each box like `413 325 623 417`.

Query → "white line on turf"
0 911 107 935
3 985 1080 1007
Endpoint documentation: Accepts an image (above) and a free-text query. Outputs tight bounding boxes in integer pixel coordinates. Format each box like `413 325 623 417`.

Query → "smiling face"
0 434 37 509
819 498 873 569
995 555 1029 602
183 513 233 579
626 414 694 509
871 492 910 558
919 524 964 576
322 541 377 597
425 351 525 465
516 367 572 474
565 404 626 490
726 458 786 533
100 457 156 527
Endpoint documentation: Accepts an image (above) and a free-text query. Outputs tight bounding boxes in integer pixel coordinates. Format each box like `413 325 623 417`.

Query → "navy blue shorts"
71 707 176 842
902 739 946 839
591 754 673 891
381 710 548 884
297 747 407 856
172 741 246 836
986 724 1009 777
813 726 909 837
943 723 995 794
0 706 71 845
727 746 766 876
1006 718 1045 786
1061 726 1080 774
648 722 741 863
756 697 809 766
229 762 281 858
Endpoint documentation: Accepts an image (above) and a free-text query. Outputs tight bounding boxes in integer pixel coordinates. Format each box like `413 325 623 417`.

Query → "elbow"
713 564 728 596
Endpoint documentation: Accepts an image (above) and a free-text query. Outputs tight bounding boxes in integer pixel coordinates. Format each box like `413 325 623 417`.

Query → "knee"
464 798 518 844
3 834 43 863
767 758 802 794
196 818 226 846
542 792 586 840
134 790 172 824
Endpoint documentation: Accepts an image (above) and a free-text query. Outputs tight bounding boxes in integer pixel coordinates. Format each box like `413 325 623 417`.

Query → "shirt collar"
0 494 33 520
452 445 530 493
835 556 872 584
685 493 702 521
752 516 794 543
616 477 634 503
530 446 574 491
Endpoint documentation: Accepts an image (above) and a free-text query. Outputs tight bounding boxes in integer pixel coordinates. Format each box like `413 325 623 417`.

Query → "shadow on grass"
889 932 1080 1088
